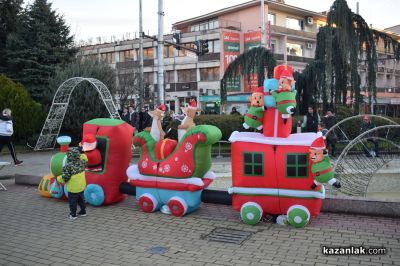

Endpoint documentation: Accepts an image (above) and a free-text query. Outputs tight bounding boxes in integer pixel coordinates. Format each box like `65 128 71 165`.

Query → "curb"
14 174 42 186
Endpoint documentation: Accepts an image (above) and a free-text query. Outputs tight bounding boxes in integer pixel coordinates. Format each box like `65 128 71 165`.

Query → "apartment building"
78 0 400 116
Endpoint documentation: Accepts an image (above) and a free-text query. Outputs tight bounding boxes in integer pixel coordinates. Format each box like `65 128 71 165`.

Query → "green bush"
195 115 243 140
0 74 45 143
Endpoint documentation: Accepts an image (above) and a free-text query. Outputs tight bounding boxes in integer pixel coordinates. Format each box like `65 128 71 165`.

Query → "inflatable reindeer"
178 99 200 141
149 104 166 142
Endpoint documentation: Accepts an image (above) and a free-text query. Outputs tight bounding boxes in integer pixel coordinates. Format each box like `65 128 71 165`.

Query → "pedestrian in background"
301 106 320 133
230 107 241 115
361 115 380 157
121 106 130 123
0 108 23 166
128 106 138 128
323 110 337 157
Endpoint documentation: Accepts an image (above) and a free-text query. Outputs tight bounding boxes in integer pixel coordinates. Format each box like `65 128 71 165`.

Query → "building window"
200 67 219 81
100 52 115 64
119 50 135 62
143 48 154 59
178 43 194 57
190 19 218 32
144 72 154 84
164 45 175 58
268 13 276 25
165 71 175 83
270 39 276 53
286 153 308 178
177 69 196 83
286 17 302 30
243 152 264 176
207 40 220 53
287 43 303 56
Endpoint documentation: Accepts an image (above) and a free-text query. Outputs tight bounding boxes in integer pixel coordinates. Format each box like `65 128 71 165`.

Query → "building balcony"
287 55 314 63
116 59 154 69
271 25 316 40
165 82 198 92
219 19 241 31
273 53 313 63
198 53 220 62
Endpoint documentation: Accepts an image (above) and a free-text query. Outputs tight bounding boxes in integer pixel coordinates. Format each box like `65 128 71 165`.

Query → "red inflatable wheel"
167 196 188 217
138 193 158 213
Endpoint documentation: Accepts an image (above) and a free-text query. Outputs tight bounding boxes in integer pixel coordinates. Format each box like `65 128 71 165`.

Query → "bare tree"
117 71 140 109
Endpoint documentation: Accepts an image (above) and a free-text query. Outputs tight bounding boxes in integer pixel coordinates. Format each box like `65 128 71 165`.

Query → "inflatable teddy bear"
309 134 341 189
272 65 297 124
243 86 264 130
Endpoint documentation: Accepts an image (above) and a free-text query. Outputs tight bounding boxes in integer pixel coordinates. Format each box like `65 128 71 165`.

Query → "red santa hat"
254 86 264 94
188 99 198 110
157 104 166 112
310 134 326 150
81 134 97 151
273 64 294 80
280 69 294 80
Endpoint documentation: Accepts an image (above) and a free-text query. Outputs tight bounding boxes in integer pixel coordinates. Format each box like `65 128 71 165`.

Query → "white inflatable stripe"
229 186 325 199
127 164 205 186
228 131 318 146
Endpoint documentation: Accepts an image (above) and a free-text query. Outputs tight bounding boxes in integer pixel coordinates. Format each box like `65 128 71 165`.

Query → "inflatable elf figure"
81 134 102 172
272 65 297 124
243 86 264 130
309 134 341 189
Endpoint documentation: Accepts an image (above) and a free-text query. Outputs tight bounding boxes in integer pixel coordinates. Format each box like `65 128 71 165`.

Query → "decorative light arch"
34 77 120 150
333 125 400 196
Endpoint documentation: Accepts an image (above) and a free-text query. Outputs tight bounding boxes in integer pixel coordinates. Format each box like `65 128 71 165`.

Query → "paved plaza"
0 177 399 266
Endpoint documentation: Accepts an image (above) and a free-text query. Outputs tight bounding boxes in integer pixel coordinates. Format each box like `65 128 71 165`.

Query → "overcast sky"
29 0 399 42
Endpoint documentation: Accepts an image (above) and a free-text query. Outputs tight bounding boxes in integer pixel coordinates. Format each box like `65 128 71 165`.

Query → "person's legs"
331 141 336 157
373 139 379 157
77 191 86 215
68 192 78 217
364 139 372 157
5 138 18 164
0 136 6 153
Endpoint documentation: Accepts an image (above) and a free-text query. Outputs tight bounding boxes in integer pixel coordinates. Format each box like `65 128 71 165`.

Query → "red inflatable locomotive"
229 65 337 228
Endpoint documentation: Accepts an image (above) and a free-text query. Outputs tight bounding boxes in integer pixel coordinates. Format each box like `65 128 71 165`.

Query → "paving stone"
0 181 399 265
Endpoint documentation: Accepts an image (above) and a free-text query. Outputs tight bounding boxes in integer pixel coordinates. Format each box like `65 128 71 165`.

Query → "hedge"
0 75 45 143
195 115 243 140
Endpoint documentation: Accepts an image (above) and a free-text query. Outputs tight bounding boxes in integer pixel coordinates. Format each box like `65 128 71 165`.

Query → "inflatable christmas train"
229 65 339 228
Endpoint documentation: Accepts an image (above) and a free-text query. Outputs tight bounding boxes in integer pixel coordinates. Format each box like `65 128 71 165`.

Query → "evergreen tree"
5 0 77 103
0 0 23 73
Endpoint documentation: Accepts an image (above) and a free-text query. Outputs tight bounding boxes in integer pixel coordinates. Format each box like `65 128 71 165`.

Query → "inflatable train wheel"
167 196 188 217
240 202 262 225
287 205 310 228
138 193 159 213
84 184 105 206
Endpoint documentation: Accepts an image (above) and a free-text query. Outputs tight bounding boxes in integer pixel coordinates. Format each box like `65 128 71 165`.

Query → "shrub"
194 115 243 140
0 74 45 143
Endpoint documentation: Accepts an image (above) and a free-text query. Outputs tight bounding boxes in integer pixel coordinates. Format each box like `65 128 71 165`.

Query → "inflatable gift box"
262 108 292 138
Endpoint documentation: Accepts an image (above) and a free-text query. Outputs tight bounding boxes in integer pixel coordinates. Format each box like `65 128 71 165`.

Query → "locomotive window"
243 152 264 176
286 153 308 178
